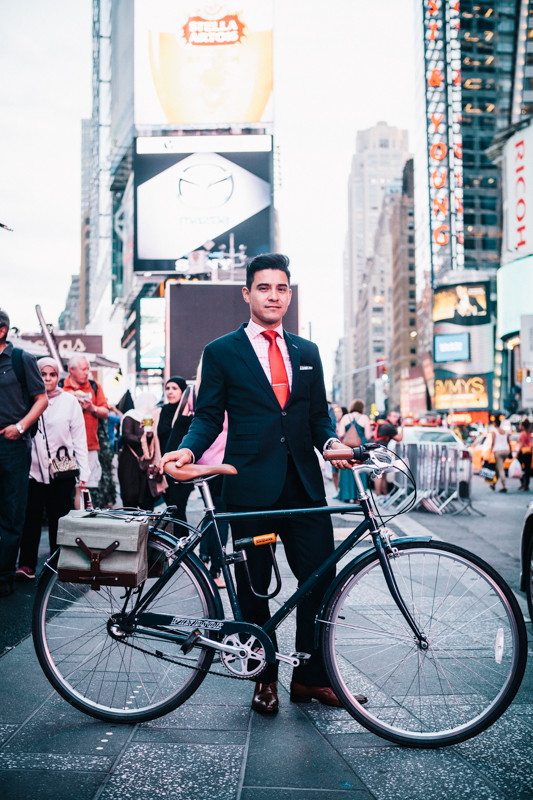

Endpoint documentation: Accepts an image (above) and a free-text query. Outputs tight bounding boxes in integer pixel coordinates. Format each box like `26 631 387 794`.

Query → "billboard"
502 124 533 263
433 283 489 325
134 136 272 271
166 281 299 380
400 366 428 418
422 0 464 278
434 375 489 410
434 332 470 363
139 297 165 369
134 0 273 126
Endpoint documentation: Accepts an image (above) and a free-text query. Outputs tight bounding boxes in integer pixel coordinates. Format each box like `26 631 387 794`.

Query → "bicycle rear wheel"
321 540 527 747
33 539 219 724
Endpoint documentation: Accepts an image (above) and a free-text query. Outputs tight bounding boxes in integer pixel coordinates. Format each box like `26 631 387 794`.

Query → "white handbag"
508 458 523 479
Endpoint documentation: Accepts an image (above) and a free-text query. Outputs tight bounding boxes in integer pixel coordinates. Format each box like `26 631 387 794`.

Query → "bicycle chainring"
219 634 266 679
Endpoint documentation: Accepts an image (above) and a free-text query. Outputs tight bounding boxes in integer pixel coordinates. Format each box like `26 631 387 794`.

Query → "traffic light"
526 369 532 384
381 366 389 382
517 368 523 383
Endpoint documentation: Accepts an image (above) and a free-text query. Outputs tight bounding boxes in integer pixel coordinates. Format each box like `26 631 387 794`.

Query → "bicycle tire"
525 534 533 625
321 540 527 747
33 539 219 724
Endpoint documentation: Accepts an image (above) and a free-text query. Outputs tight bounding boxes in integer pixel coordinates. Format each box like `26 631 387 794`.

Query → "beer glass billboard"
134 0 273 126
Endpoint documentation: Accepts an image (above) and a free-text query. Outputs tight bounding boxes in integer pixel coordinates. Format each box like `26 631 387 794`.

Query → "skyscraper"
341 123 410 405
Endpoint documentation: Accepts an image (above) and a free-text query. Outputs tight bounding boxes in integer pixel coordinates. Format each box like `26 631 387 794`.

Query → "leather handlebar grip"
323 447 356 462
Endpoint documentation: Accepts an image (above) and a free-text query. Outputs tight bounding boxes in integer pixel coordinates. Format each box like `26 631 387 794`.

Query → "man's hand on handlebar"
326 440 356 470
159 448 193 473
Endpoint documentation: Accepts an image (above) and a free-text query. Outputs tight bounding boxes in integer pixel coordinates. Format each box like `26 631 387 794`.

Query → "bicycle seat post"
198 480 215 511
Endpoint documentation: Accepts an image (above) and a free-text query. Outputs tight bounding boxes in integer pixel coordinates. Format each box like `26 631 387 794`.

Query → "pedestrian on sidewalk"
62 355 109 499
0 308 48 597
160 253 359 716
337 400 371 503
518 418 532 492
16 357 90 580
158 377 196 533
374 410 403 503
118 392 166 511
491 421 511 493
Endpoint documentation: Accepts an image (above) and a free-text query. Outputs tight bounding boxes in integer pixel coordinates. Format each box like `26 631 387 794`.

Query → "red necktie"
261 330 290 408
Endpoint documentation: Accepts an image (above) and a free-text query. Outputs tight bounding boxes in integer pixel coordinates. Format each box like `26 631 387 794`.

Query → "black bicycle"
32 444 527 748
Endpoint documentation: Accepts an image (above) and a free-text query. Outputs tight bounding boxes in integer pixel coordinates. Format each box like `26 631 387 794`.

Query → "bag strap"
40 415 52 462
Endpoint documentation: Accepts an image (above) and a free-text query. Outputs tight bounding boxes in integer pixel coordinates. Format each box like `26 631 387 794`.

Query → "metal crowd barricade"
384 442 478 516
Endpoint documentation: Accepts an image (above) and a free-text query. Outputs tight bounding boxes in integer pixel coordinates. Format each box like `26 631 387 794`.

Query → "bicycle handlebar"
323 444 377 462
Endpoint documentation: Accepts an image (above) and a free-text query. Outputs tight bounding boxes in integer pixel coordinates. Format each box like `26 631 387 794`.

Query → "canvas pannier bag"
57 510 150 590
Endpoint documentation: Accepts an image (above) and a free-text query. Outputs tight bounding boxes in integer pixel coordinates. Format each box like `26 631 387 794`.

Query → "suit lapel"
284 330 300 407
233 325 280 408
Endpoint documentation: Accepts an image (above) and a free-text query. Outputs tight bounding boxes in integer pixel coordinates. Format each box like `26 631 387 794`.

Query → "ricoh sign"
503 126 533 262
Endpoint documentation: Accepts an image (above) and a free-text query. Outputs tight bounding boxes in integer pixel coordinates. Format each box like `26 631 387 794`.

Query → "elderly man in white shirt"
16 357 90 580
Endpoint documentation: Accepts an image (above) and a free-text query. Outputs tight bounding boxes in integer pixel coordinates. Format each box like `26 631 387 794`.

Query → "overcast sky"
0 0 416 383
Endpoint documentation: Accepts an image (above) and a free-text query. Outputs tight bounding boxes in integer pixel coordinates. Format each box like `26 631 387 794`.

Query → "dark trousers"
18 477 75 571
165 481 194 536
228 456 335 686
199 476 229 574
0 436 31 582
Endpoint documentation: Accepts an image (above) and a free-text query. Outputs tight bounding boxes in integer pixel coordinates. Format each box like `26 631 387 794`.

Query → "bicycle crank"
219 634 267 679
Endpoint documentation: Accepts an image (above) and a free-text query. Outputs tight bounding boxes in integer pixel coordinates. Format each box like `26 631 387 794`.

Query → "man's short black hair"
0 308 10 334
246 253 291 290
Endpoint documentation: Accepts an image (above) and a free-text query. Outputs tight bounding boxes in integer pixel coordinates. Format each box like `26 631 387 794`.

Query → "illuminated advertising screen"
433 283 489 325
434 332 470 363
134 136 273 271
139 297 165 369
422 0 464 276
134 0 273 126
434 375 489 410
503 125 533 263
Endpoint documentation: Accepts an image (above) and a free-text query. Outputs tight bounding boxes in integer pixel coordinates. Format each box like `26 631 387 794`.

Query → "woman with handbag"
118 392 166 511
518 418 532 492
16 357 90 580
337 400 371 503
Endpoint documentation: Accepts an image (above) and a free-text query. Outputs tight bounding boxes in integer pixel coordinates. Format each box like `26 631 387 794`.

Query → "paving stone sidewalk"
1 478 532 799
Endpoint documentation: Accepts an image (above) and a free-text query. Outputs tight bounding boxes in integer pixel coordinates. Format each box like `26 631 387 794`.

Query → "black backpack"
11 347 39 437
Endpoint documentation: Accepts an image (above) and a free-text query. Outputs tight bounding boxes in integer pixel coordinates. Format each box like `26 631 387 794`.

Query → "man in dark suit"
160 253 355 714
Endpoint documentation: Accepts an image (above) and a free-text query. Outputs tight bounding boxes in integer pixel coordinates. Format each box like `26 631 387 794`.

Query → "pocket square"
300 365 313 370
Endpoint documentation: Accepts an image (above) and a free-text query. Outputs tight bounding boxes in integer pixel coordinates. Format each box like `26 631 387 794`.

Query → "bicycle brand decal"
170 616 224 630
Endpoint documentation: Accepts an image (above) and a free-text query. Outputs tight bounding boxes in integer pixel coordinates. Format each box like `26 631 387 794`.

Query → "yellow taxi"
471 431 519 473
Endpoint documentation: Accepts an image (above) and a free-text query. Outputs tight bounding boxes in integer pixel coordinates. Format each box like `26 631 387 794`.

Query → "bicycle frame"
128 468 432 659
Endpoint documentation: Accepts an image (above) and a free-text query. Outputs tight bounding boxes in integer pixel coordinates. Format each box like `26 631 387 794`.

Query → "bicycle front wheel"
322 540 527 747
33 545 219 724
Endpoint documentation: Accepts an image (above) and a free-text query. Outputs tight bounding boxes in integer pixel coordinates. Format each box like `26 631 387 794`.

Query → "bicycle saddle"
164 463 238 482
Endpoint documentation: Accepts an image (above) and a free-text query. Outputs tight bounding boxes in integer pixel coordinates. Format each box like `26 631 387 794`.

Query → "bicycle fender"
37 548 60 586
314 535 433 649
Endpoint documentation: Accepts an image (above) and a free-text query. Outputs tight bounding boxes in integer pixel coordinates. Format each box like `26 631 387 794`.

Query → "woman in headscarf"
118 392 164 510
16 357 90 580
157 376 196 533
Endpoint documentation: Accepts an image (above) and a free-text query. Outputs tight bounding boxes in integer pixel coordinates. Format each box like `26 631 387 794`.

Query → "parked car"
401 425 463 446
471 431 519 473
519 499 533 622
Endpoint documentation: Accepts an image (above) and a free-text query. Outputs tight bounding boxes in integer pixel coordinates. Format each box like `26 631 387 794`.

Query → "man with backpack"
0 308 48 597
61 355 109 492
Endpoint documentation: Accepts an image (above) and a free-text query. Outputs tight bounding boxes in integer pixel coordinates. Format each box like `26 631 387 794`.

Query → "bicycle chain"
117 634 261 681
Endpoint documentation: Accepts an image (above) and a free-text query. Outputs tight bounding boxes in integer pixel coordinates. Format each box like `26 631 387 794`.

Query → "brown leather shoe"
252 681 279 715
290 681 367 706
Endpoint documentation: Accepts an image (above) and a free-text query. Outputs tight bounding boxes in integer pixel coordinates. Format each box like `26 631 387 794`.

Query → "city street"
1 476 532 800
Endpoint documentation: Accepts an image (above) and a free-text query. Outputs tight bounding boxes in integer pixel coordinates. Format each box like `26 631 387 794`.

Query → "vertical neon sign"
423 0 464 280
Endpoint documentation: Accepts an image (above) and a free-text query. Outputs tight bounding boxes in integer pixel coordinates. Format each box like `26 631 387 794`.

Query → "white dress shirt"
245 319 293 389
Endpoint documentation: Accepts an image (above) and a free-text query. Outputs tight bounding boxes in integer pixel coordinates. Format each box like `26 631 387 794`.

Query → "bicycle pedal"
290 651 311 664
181 629 201 656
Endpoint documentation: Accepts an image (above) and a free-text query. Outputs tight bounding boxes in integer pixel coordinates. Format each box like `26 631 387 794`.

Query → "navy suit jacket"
179 323 336 507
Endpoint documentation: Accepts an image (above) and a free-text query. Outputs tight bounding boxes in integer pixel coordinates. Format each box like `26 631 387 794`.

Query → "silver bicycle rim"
38 557 211 718
329 546 520 743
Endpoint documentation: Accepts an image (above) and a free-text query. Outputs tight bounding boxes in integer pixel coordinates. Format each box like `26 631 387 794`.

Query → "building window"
482 238 498 250
379 139 389 148
410 360 417 367
408 235 414 244
409 277 415 285
409 263 415 271
408 249 415 257
409 291 415 299
409 304 416 312
373 346 384 353
482 213 498 225
409 318 415 326
410 347 417 355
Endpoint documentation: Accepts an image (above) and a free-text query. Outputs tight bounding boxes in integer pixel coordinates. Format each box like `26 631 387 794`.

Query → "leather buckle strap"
75 537 120 590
